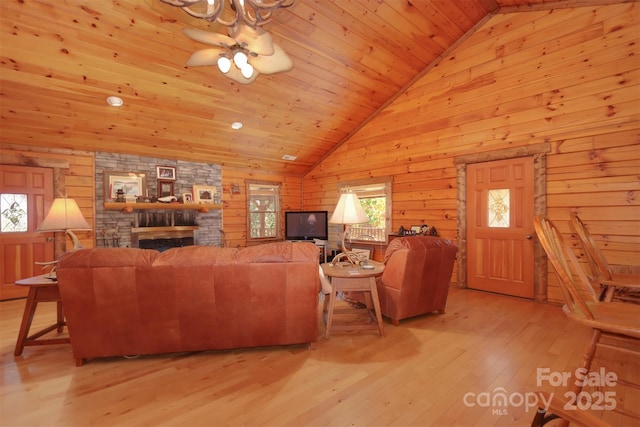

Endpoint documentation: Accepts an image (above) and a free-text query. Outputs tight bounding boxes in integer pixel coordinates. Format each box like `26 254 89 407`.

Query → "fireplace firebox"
131 226 199 251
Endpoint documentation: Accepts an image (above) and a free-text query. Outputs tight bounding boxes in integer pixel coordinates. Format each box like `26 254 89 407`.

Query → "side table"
321 260 385 338
14 274 69 356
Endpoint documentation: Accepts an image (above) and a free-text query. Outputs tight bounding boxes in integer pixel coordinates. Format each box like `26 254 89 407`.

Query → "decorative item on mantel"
104 171 147 203
193 185 217 205
158 196 177 203
156 166 176 181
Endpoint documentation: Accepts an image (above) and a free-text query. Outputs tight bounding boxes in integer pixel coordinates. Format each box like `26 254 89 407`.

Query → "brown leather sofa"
374 236 457 325
56 242 320 366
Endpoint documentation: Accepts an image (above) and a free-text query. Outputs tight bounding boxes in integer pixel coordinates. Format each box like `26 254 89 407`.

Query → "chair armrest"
378 248 409 291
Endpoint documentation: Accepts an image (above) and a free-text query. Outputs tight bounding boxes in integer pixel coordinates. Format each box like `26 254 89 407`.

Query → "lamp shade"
38 198 91 232
329 193 369 225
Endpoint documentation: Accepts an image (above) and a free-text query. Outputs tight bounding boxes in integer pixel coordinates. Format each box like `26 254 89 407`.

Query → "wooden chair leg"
573 329 600 395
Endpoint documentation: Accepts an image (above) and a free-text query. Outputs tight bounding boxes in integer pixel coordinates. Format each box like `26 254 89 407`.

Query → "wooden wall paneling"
303 4 639 304
221 167 303 248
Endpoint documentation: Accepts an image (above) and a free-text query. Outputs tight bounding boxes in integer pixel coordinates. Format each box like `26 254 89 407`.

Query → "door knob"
46 237 54 242
525 234 533 240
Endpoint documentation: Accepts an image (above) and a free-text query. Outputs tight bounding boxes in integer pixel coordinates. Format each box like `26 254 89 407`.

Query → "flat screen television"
285 211 329 241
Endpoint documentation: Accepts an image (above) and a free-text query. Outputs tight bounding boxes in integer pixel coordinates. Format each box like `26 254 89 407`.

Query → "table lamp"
37 198 91 277
329 191 369 266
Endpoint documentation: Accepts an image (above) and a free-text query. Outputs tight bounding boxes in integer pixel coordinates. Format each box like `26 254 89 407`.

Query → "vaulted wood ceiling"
0 0 607 176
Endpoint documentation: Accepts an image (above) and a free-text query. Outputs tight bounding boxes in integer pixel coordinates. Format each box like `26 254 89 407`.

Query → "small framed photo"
182 192 193 204
157 166 176 181
158 180 174 198
193 185 216 204
410 225 421 235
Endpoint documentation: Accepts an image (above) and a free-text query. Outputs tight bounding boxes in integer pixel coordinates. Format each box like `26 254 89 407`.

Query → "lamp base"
34 230 83 279
331 251 364 267
35 260 58 279
66 230 83 251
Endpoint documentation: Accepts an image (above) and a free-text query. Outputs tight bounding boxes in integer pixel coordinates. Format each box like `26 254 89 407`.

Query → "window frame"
246 180 281 242
337 177 393 244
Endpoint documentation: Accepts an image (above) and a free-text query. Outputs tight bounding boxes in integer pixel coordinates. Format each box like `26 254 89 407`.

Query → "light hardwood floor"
1 287 637 427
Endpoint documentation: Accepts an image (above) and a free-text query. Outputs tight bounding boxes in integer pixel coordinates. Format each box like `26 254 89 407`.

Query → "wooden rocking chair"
569 213 640 303
531 215 640 426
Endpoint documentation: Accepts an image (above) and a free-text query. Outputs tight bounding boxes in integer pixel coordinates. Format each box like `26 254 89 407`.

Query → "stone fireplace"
95 152 223 248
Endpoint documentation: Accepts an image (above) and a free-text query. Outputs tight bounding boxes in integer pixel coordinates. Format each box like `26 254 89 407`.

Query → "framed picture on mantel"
157 166 176 180
104 171 147 201
158 180 174 198
193 185 216 204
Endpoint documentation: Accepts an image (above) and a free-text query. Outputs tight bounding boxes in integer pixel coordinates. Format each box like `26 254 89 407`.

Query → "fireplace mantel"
103 202 220 213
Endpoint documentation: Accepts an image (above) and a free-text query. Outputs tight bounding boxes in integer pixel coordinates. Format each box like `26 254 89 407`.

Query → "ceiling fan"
182 24 293 84
160 0 294 84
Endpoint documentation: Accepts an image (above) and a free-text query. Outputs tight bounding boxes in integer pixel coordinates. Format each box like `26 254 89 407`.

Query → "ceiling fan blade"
229 24 274 56
223 66 259 84
182 28 235 47
251 44 293 75
185 48 224 67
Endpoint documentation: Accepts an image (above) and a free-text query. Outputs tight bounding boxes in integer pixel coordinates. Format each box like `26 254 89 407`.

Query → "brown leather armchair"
376 236 457 325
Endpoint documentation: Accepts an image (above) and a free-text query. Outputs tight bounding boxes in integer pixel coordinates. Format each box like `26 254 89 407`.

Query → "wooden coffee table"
321 260 385 338
14 274 69 356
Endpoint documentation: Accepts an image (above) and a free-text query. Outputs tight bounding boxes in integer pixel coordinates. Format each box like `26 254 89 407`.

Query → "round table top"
14 274 58 287
321 259 384 279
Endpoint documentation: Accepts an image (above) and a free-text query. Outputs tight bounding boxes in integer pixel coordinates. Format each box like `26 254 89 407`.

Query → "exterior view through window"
339 179 392 243
247 181 280 240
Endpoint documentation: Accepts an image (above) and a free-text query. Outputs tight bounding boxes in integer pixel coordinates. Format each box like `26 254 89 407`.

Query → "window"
247 181 281 240
338 178 392 243
488 188 510 228
1 193 28 232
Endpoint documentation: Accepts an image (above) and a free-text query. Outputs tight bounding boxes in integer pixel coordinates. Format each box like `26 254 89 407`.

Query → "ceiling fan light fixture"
233 50 248 68
240 63 254 79
160 0 294 28
217 56 232 73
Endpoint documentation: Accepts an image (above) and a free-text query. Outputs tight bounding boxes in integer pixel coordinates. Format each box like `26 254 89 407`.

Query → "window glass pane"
351 196 386 241
248 182 280 239
488 189 510 228
340 180 391 242
1 193 28 232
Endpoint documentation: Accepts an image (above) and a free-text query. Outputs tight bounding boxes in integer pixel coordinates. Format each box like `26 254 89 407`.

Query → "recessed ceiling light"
106 96 124 107
282 154 297 161
231 121 243 130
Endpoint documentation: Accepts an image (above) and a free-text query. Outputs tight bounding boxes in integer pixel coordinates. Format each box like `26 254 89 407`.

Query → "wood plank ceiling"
0 0 608 176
